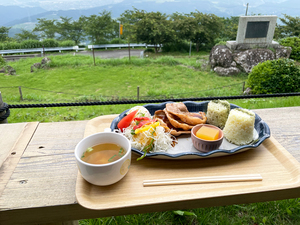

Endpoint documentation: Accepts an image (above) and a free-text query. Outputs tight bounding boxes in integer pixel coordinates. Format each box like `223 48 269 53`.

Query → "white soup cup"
74 132 131 186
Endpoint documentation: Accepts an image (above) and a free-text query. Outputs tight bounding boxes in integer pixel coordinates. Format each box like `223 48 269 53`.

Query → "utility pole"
245 3 249 16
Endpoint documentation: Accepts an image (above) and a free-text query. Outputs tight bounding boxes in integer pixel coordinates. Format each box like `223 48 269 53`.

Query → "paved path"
77 49 144 59
3 49 144 62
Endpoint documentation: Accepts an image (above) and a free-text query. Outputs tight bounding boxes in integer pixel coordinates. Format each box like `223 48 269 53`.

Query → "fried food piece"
154 110 191 136
164 109 194 131
166 102 207 125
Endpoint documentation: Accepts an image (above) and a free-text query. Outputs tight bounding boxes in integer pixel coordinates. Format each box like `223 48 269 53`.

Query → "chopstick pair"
143 174 262 187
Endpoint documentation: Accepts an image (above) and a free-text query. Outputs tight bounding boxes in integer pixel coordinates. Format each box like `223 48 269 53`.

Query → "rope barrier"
7 92 300 109
0 102 8 112
0 103 10 121
0 82 245 99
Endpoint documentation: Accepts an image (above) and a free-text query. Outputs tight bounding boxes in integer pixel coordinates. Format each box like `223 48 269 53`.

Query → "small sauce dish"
191 124 224 153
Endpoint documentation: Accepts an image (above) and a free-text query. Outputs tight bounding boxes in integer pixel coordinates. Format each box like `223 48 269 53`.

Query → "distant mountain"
253 0 300 17
3 0 243 28
0 5 46 26
2 0 300 37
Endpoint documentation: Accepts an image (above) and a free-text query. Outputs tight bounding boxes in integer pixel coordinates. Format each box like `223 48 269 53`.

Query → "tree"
275 14 300 39
190 11 223 52
170 12 196 42
220 16 239 41
81 10 115 44
0 26 11 42
14 29 39 41
118 8 143 41
33 18 57 39
133 10 175 53
56 17 84 44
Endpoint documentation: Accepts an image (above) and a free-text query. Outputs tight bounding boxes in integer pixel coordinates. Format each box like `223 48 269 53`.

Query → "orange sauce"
196 126 219 141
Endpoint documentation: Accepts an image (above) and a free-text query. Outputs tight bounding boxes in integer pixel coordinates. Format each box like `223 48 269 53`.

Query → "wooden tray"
75 115 300 211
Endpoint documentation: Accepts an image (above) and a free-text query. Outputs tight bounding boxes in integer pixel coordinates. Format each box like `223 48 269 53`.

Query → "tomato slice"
117 110 138 131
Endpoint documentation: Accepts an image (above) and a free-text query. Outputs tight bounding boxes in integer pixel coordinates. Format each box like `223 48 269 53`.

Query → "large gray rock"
41 57 51 65
214 66 241 76
275 46 292 59
41 57 51 69
31 62 41 73
2 65 16 75
243 87 252 95
233 49 275 73
209 45 233 68
209 44 291 76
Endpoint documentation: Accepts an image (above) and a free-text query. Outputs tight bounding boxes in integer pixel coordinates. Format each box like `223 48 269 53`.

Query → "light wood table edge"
1 184 300 225
0 122 39 197
1 108 300 224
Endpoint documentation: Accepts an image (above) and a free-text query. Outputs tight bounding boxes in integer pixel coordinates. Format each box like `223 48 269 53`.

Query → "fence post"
92 48 95 66
0 92 8 124
137 86 140 100
19 86 23 101
128 43 131 60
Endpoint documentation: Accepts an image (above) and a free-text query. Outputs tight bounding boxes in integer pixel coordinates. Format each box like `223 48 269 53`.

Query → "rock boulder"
275 46 292 59
233 48 275 73
41 57 51 66
214 66 241 76
31 63 41 73
2 65 16 75
209 45 290 75
243 87 252 95
209 45 233 68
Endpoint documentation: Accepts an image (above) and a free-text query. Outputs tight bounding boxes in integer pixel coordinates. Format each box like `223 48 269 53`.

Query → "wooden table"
0 107 299 225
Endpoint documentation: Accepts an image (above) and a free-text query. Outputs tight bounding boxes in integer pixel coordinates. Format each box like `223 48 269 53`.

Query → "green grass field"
1 52 300 224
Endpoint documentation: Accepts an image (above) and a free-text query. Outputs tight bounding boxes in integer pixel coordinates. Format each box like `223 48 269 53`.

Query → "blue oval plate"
110 101 271 159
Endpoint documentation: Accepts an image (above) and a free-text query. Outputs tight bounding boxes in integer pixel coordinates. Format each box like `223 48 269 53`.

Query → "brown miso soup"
81 143 126 165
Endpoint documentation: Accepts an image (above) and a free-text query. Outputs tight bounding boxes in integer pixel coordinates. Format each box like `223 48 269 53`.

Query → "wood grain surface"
0 123 27 168
253 107 300 161
0 122 38 197
0 106 299 225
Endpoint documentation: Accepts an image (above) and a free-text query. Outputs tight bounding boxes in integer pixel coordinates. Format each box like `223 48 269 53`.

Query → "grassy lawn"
1 52 300 224
1 53 299 123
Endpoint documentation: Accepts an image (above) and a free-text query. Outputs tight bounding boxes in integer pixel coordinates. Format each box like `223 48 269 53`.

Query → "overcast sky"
0 0 290 9
0 0 298 14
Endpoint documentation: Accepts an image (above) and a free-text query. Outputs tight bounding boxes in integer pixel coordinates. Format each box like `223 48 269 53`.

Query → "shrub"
0 55 6 67
162 42 194 53
214 37 229 46
110 38 127 44
3 42 21 50
278 37 300 60
94 40 109 45
246 58 300 94
59 40 75 47
215 40 227 46
20 39 42 49
144 48 155 53
41 39 59 47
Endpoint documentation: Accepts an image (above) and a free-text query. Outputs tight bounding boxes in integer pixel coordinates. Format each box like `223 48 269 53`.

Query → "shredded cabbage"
127 106 151 119
123 125 175 153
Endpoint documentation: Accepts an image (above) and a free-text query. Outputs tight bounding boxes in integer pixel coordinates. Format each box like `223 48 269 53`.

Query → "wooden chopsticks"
143 174 262 187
